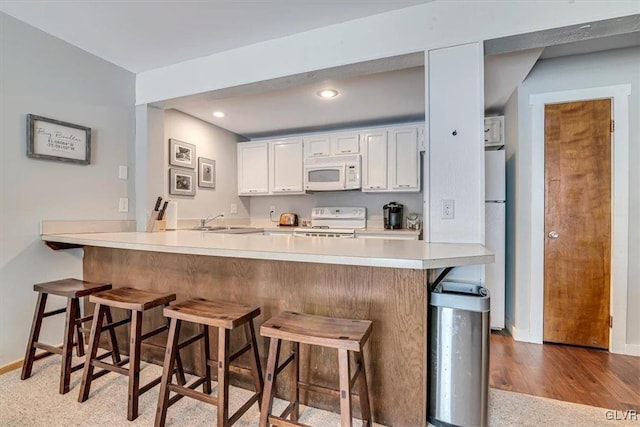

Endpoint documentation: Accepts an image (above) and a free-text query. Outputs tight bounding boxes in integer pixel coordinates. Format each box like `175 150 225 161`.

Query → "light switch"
118 165 128 180
119 198 129 212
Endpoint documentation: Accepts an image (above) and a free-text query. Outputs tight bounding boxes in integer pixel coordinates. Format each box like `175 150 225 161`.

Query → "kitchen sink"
191 226 263 234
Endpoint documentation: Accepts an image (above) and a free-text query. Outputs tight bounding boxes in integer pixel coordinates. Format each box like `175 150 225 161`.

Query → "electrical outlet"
441 199 454 219
230 203 238 214
269 205 276 215
118 197 129 213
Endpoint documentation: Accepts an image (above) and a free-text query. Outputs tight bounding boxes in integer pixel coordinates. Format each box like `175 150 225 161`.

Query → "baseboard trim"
508 324 542 344
0 359 23 375
621 343 640 357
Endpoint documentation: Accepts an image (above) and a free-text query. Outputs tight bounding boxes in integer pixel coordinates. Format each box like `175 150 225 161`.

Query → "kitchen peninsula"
42 230 493 427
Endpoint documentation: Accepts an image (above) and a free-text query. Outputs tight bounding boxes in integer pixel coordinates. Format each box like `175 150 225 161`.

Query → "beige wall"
163 109 249 220
0 13 135 365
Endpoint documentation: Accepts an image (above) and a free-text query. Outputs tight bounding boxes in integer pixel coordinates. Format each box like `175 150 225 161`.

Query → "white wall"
250 192 423 227
503 90 519 328
0 13 135 365
163 109 249 220
512 47 640 346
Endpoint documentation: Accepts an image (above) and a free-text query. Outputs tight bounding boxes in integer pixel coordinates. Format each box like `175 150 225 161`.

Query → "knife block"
146 211 166 232
154 220 166 232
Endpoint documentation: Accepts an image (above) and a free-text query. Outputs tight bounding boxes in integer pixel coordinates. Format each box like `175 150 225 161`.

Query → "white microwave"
304 155 361 191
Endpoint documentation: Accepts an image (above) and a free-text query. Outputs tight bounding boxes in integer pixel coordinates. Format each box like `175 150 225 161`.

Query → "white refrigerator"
485 150 506 330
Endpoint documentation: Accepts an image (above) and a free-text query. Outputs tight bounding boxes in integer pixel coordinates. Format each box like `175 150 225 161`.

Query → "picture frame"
169 168 196 196
27 114 91 165
198 157 216 189
169 138 196 169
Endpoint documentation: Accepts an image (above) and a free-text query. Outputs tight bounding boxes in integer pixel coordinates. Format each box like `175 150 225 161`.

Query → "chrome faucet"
199 213 224 228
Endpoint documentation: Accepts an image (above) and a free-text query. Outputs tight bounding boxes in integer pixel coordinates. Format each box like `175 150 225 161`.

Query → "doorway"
528 85 631 355
543 99 611 349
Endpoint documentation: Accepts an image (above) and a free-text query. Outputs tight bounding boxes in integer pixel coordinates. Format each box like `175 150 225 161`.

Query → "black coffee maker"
383 202 404 229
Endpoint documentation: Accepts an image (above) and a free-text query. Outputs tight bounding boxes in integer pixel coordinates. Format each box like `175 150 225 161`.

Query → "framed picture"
198 157 216 189
169 138 196 169
27 114 91 165
169 168 195 196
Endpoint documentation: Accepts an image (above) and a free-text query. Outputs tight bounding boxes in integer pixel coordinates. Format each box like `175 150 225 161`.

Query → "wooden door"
544 99 611 349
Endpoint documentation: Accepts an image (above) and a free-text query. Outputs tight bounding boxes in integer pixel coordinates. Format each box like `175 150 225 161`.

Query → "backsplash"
249 191 424 227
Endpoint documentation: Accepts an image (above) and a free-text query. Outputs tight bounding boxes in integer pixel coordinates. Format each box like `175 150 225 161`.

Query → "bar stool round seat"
259 310 373 427
155 297 264 427
78 287 179 421
21 278 114 394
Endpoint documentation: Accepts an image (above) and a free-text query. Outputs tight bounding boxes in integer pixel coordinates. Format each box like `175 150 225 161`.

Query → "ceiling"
2 4 638 138
0 0 431 73
163 66 426 139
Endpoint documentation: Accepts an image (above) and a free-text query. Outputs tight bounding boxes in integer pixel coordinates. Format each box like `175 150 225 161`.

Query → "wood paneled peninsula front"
42 231 493 427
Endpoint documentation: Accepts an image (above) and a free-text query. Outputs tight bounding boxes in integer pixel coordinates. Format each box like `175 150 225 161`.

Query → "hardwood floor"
490 332 639 411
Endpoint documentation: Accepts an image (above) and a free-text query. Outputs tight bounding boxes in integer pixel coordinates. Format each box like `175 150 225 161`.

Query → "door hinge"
611 120 615 133
609 315 613 328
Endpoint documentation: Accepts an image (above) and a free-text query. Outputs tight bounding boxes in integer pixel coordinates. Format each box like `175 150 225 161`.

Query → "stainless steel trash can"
429 281 490 427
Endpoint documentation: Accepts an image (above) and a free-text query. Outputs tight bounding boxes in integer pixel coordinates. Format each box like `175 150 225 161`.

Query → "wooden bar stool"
78 287 181 421
155 298 264 427
21 278 116 394
259 311 373 427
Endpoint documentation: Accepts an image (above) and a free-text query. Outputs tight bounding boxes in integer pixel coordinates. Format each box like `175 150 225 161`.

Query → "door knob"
548 231 559 239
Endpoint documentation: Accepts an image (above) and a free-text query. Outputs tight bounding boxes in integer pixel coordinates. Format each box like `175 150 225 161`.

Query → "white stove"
293 207 366 238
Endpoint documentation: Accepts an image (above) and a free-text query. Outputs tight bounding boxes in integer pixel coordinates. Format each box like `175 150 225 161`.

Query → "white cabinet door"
361 130 388 191
484 116 504 147
270 138 304 194
304 135 331 158
237 142 269 195
389 127 420 192
332 132 360 155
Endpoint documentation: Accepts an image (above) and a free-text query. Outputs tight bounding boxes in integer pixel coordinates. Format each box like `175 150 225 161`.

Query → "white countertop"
41 230 493 270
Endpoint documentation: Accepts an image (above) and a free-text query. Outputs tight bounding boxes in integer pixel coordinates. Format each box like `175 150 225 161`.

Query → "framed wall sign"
169 168 195 196
27 114 91 164
198 157 216 189
169 138 196 169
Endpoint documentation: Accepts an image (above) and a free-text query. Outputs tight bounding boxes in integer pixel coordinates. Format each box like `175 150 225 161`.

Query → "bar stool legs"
155 298 263 427
21 279 113 395
259 311 373 427
78 287 177 421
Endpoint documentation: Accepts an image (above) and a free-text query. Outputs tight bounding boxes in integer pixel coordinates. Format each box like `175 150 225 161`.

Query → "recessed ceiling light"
317 89 339 99
212 111 225 118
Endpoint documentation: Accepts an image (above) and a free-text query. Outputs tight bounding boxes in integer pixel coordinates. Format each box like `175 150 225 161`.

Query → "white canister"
165 201 178 230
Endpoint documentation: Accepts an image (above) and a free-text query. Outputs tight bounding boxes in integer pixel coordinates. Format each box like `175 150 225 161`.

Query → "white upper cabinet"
361 130 388 191
389 126 421 192
237 142 269 195
484 116 504 147
304 132 359 158
331 132 360 155
270 138 304 194
303 135 331 157
239 123 424 196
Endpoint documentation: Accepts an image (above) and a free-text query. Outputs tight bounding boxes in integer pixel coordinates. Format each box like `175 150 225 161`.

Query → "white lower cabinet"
237 142 269 195
270 138 304 194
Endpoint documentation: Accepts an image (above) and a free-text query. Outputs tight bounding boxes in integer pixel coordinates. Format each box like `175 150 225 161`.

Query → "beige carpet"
0 356 633 426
